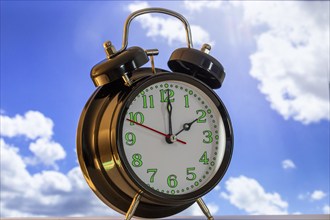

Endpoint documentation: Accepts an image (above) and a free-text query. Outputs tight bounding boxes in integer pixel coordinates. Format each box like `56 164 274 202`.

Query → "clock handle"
197 198 215 220
113 7 193 57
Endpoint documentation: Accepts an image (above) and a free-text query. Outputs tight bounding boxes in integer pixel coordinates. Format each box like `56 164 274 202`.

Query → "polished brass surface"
103 41 117 58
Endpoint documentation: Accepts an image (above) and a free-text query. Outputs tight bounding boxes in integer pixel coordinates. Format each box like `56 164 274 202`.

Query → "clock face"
120 78 227 196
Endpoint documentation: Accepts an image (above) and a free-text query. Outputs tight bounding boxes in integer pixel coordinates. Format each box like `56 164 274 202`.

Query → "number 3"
203 130 213 143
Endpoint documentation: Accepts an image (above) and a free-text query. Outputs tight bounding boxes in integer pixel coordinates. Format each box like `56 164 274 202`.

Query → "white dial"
122 80 226 195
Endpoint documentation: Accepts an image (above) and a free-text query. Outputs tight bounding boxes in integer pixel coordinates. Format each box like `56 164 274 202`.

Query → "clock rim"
116 72 234 204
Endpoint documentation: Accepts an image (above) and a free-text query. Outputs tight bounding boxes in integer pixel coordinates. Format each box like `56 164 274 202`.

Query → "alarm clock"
77 8 233 220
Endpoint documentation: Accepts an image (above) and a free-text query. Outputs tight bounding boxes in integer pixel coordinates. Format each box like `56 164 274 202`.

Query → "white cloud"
311 190 327 201
0 138 116 217
28 137 66 169
323 205 330 214
183 0 223 12
240 1 330 124
282 159 296 170
0 111 66 168
298 190 327 202
0 111 53 139
221 175 288 214
127 1 212 48
0 110 117 217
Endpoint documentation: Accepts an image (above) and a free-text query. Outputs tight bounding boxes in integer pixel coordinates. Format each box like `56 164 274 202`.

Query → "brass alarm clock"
77 8 233 220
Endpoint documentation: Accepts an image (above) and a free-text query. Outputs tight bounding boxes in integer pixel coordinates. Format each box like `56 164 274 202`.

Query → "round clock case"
77 68 233 218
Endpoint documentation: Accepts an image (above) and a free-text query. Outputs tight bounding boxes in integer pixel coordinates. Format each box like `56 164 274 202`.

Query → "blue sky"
1 0 329 217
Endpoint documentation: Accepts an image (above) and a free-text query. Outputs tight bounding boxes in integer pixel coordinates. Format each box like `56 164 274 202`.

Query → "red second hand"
126 119 186 145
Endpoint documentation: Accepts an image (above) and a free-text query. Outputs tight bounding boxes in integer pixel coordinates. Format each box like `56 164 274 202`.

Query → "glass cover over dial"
121 80 226 195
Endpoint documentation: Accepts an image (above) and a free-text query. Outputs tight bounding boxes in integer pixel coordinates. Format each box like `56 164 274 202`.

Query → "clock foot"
125 191 143 220
196 198 214 220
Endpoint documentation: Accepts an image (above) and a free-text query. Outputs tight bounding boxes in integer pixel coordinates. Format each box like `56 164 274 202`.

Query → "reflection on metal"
102 160 115 171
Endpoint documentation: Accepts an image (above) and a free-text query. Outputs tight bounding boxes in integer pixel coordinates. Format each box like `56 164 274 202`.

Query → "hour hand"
175 118 198 136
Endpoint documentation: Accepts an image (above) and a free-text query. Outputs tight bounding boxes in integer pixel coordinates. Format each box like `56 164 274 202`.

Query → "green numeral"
196 110 206 123
160 89 175 103
199 151 209 165
203 130 213 143
147 169 158 183
142 95 155 108
129 112 144 125
186 167 196 181
125 132 136 146
132 153 143 167
167 174 178 188
184 94 189 108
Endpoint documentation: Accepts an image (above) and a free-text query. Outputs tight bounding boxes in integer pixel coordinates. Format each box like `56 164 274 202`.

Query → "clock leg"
125 191 143 220
196 198 214 220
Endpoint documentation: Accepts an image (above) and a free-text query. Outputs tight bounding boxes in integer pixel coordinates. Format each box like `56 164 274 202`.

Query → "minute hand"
175 118 198 136
167 89 173 135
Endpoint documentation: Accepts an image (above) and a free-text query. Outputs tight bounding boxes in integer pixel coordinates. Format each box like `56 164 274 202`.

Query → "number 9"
125 132 136 146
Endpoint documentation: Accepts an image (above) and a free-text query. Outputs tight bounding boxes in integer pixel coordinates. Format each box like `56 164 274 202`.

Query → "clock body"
77 68 233 218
